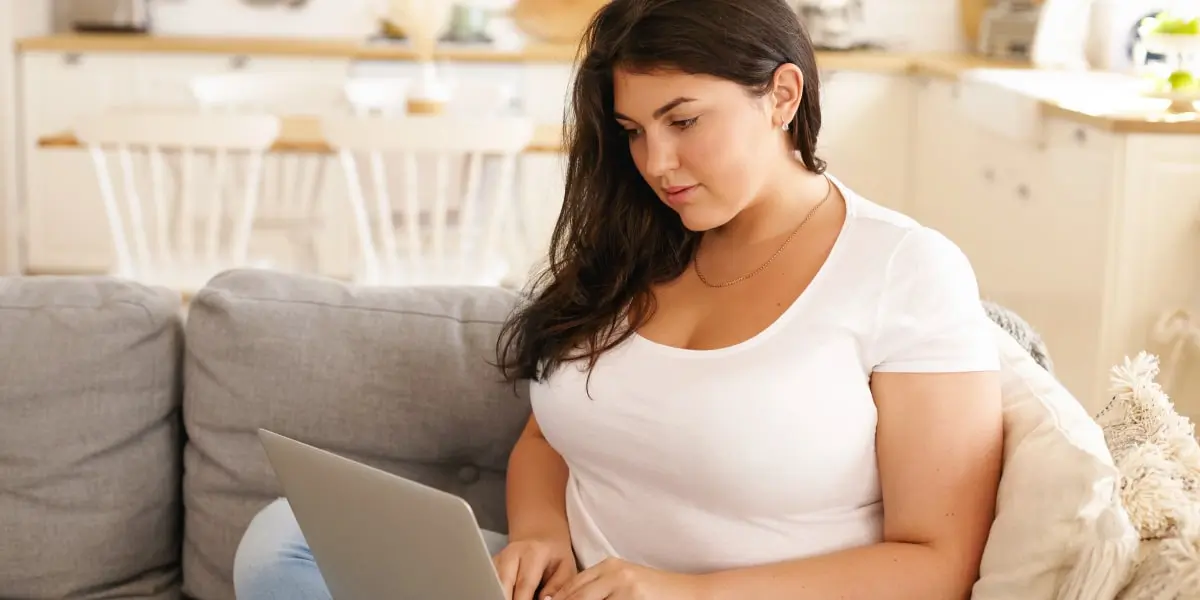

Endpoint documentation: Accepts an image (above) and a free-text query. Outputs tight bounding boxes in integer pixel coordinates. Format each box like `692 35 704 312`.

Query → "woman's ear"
770 63 805 128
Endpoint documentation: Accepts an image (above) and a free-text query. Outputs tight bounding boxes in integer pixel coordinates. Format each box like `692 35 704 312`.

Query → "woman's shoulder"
837 182 972 277
837 189 995 372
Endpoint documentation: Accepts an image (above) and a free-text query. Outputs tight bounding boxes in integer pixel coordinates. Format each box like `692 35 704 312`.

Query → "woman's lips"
664 184 698 206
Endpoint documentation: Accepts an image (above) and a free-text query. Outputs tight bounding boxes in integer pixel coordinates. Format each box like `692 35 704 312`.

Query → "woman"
234 0 1004 598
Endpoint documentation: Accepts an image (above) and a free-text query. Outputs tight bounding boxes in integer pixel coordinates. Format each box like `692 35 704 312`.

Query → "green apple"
1150 12 1200 34
1168 70 1197 90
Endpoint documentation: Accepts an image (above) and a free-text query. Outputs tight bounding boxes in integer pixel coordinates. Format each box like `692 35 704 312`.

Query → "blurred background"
2 0 1200 418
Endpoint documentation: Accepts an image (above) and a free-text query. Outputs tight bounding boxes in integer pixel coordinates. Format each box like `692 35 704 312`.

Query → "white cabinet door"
975 120 1119 408
817 71 914 214
909 77 976 245
910 77 1121 406
1112 135 1200 419
21 51 140 273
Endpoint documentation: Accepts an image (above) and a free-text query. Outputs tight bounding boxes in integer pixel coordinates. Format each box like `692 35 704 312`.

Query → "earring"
781 122 789 131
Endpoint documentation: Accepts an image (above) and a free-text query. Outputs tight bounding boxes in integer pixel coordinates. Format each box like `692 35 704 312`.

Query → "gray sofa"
0 268 1052 600
0 269 530 599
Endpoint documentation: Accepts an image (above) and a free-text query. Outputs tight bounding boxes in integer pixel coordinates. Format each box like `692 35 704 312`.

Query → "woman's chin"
675 208 730 232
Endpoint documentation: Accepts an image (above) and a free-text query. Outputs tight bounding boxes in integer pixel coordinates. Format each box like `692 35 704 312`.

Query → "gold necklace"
694 176 833 288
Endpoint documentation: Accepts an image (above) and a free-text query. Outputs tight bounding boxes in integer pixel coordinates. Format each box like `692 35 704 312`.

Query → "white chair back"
74 110 281 293
321 114 535 287
344 77 410 116
189 72 336 273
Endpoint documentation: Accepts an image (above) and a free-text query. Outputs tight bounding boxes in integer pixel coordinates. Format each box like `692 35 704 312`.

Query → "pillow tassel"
1057 504 1140 600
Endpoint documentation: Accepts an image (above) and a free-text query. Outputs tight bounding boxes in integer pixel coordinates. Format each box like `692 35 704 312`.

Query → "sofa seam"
192 293 509 325
0 299 159 322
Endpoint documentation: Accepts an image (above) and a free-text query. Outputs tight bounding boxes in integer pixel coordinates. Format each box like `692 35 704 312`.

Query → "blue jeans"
233 498 510 599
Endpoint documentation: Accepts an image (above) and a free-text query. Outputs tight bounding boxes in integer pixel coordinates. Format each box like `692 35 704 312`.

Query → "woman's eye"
673 117 699 130
622 127 642 139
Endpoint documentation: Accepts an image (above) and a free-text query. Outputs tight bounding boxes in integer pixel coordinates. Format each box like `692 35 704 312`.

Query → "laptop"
257 428 508 600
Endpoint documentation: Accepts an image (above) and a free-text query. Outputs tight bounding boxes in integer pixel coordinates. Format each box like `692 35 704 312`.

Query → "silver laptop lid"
257 429 507 600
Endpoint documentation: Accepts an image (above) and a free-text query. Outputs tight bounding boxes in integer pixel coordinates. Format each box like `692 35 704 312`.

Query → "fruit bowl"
1140 31 1200 56
1141 88 1200 112
1138 12 1200 50
1139 68 1200 112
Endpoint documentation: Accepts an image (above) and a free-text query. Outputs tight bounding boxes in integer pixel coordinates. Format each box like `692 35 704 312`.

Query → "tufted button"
458 465 480 484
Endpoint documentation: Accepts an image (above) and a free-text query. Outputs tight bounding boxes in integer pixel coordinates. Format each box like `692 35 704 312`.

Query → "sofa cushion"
0 276 184 599
972 320 1139 600
181 269 531 600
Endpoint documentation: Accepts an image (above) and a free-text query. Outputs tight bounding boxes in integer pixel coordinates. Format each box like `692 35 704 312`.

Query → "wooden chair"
344 77 410 116
74 110 281 294
189 72 337 274
320 114 535 287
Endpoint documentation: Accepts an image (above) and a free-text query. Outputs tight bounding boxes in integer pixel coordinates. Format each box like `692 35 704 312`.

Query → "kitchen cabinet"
20 52 141 272
910 76 976 247
817 71 914 214
910 76 1121 408
1111 136 1200 422
907 75 1200 414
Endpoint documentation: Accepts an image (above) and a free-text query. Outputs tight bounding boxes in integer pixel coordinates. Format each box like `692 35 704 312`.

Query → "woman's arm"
697 369 1003 600
505 414 572 543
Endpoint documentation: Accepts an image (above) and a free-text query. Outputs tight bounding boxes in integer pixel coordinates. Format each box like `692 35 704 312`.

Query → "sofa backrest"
0 270 532 600
181 269 531 599
0 276 184 599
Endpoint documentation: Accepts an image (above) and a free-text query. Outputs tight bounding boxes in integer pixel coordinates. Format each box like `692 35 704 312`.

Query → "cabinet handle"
63 53 82 66
983 167 995 182
1016 184 1031 200
1074 128 1087 144
229 55 250 70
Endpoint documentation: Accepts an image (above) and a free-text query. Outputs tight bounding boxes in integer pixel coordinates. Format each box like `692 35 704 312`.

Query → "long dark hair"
497 0 825 383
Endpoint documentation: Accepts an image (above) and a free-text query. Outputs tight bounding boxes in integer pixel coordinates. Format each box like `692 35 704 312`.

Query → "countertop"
15 34 1200 135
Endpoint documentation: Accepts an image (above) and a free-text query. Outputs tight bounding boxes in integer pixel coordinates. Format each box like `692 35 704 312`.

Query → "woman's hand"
493 536 579 600
554 557 705 600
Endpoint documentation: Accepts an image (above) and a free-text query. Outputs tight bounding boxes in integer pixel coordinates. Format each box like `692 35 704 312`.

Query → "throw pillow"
1098 353 1200 599
972 320 1140 600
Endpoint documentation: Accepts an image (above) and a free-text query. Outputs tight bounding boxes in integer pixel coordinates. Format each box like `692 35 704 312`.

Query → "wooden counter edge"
14 34 584 63
38 120 567 153
14 35 975 71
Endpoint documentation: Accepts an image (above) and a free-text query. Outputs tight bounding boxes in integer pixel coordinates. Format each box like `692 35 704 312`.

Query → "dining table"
36 114 566 154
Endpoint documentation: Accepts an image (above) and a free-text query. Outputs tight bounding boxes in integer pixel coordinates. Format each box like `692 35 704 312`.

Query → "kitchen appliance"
69 0 152 34
440 1 520 46
1029 0 1094 69
442 4 493 43
978 0 1042 60
795 0 866 50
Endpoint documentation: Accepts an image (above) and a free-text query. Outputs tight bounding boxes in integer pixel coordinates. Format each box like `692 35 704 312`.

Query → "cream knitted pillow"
972 321 1139 600
1099 353 1200 599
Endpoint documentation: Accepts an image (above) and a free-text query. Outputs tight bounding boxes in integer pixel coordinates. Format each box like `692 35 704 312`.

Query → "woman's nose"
643 133 680 178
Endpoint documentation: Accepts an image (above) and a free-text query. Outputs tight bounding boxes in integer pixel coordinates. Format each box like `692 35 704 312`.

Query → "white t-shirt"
529 174 1000 574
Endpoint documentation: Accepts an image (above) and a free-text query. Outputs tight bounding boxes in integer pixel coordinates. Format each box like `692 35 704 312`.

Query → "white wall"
0 5 11 273
2 0 53 274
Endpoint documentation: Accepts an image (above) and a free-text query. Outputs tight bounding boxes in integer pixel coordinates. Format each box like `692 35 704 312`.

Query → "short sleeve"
870 227 999 373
